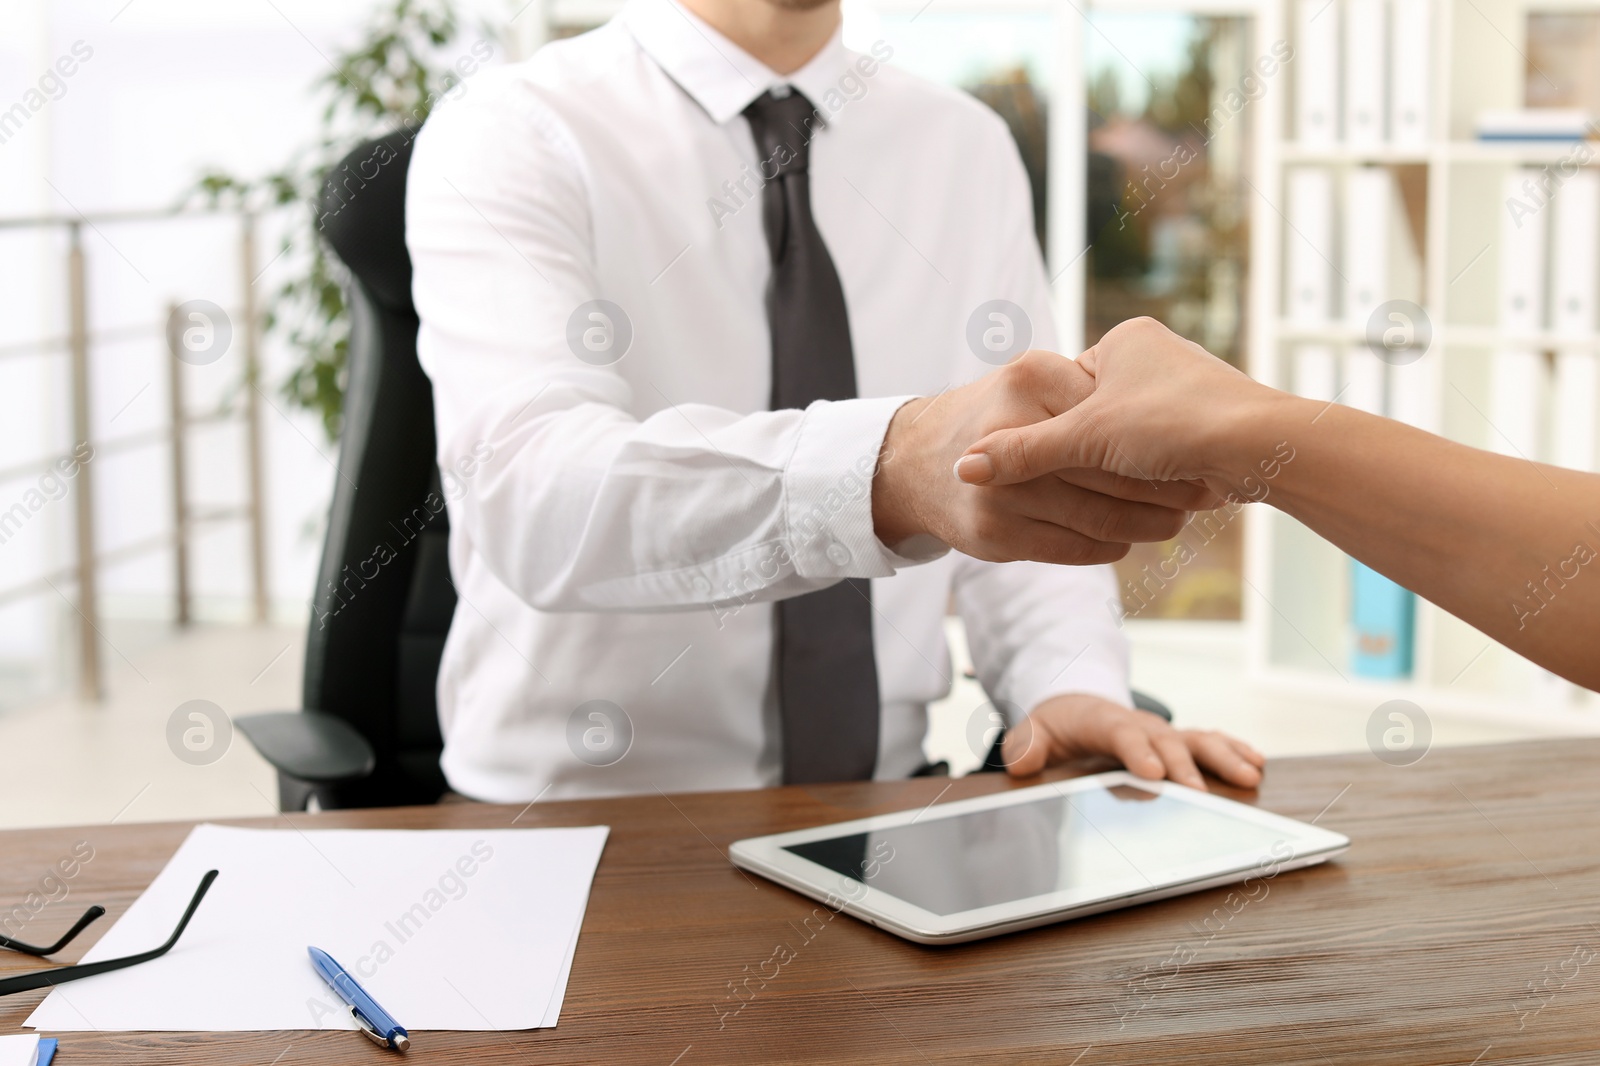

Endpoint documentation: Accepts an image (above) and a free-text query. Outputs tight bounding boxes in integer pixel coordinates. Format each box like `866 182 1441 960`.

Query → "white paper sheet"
0 1035 39 1066
25 823 608 1032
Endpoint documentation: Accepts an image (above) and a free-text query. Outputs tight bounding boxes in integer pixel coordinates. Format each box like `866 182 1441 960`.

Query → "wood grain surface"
3 739 1599 1064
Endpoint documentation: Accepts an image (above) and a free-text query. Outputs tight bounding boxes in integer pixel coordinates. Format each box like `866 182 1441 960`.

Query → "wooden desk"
3 739 1599 1064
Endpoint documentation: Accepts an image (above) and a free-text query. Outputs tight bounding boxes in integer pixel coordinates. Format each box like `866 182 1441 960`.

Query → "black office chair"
237 128 454 811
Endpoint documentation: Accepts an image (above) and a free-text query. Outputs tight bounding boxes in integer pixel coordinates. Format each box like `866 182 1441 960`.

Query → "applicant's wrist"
1201 385 1314 499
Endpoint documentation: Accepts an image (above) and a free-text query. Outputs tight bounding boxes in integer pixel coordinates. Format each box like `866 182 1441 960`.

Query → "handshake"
872 317 1280 563
874 316 1600 695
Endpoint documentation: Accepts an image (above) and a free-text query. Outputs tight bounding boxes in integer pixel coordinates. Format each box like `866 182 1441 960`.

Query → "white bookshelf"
1244 0 1600 723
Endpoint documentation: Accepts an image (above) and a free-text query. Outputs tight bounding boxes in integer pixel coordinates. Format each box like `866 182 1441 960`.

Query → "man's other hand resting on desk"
1007 694 1265 790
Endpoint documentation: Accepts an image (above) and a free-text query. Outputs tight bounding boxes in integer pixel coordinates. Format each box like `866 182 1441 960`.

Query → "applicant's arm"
956 317 1600 691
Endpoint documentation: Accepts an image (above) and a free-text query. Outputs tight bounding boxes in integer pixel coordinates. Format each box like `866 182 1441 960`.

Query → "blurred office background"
2 0 1597 828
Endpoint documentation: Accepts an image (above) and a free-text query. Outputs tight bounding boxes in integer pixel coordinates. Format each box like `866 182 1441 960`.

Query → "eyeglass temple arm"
0 906 106 957
0 870 218 998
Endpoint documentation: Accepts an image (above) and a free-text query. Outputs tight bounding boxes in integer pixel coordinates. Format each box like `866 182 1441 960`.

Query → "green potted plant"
190 0 496 442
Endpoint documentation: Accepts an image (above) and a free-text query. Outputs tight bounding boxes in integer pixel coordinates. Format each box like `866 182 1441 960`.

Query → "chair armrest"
1131 690 1173 722
235 711 376 784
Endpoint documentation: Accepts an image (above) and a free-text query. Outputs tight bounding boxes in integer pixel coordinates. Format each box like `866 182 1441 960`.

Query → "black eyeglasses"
0 870 217 997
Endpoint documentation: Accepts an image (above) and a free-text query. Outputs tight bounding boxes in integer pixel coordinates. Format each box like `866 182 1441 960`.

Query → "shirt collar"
620 0 851 126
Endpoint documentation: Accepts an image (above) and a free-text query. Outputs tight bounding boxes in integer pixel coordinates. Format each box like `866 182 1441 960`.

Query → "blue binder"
1351 561 1415 678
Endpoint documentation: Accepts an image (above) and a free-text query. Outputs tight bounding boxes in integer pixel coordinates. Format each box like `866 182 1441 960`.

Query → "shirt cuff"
1000 652 1133 728
783 395 949 579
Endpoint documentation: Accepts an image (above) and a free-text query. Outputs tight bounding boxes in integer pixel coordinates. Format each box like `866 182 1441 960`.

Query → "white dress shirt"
406 0 1130 802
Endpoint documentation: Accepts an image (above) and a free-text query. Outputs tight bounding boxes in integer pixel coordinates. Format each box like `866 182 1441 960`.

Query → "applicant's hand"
1004 693 1265 791
873 349 1216 565
952 318 1272 500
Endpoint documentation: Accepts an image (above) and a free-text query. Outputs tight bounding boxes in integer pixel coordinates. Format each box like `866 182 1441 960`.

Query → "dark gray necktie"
744 88 880 784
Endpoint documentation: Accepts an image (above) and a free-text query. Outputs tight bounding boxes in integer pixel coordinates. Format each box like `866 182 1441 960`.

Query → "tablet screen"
784 784 1289 916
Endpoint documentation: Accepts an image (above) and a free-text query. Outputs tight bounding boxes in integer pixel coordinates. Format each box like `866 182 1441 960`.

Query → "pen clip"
350 1004 393 1048
349 1004 411 1052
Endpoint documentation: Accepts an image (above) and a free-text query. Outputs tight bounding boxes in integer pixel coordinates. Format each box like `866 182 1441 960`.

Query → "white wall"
0 0 510 698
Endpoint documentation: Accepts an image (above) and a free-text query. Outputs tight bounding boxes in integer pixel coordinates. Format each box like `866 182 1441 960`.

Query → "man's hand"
872 349 1215 565
1002 693 1265 790
952 318 1273 500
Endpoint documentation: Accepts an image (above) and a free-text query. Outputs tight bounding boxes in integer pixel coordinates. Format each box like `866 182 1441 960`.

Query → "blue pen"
308 945 411 1052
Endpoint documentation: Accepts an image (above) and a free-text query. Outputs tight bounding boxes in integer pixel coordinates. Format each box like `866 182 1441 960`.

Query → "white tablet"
730 771 1349 944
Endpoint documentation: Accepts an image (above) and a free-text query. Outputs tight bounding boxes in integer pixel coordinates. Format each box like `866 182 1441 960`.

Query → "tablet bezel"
729 771 1350 945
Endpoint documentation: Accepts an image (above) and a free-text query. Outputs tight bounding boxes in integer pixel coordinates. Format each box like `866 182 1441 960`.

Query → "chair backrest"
303 128 454 807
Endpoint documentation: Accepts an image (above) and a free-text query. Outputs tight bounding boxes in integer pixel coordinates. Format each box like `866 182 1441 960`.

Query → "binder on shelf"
1476 109 1596 142
1491 169 1549 459
1288 167 1337 409
1295 0 1340 145
1389 354 1441 435
1286 167 1336 325
1550 169 1598 338
1487 349 1545 458
1395 356 1446 432
1389 0 1431 147
1342 347 1386 417
1552 352 1598 471
1343 0 1387 147
1498 168 1548 336
1343 167 1392 330
1293 345 1339 402
1350 560 1417 679
1342 156 1434 432
1551 171 1599 471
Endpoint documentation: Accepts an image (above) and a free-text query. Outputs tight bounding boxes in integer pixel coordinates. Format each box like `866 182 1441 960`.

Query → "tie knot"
743 89 823 178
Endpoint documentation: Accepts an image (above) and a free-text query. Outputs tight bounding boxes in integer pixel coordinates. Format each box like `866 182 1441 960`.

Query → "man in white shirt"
406 0 1266 801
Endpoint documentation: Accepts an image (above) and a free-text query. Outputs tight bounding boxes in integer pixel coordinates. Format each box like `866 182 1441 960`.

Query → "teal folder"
1351 561 1415 678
